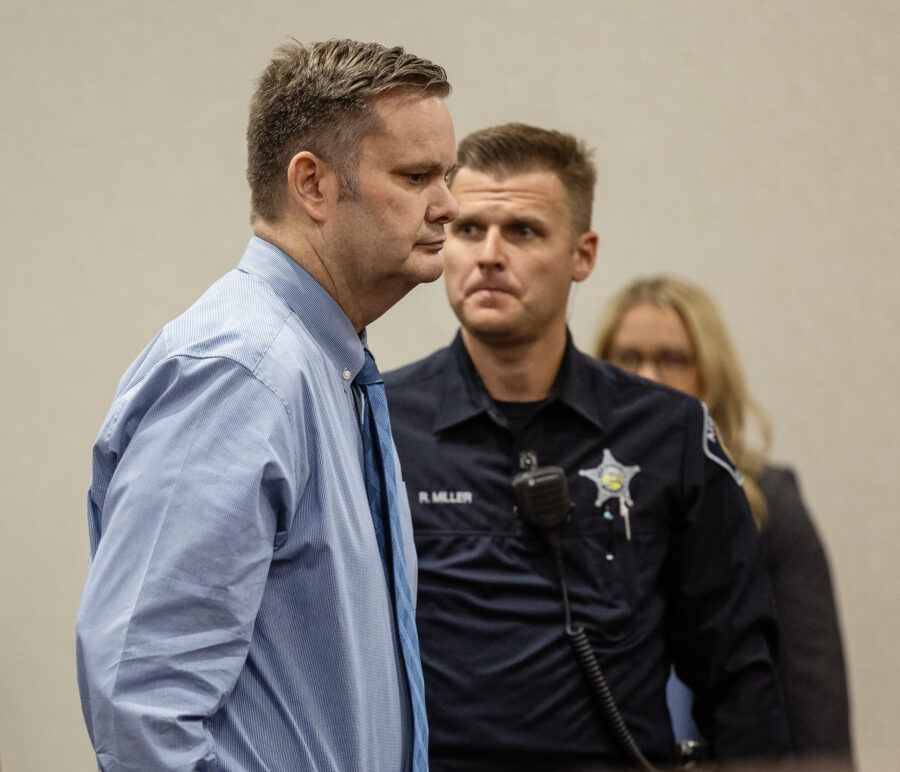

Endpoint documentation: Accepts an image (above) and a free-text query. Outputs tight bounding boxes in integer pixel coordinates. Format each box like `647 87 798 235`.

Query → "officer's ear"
286 151 340 223
571 230 598 283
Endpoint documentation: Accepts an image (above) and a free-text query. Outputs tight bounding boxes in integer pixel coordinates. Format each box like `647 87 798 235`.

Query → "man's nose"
429 182 459 224
478 229 506 270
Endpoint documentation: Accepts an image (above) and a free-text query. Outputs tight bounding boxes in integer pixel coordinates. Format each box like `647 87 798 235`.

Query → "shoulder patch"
701 403 744 486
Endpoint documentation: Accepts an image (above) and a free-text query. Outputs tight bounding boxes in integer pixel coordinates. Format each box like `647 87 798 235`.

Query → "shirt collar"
434 330 606 433
550 331 607 430
238 236 366 377
432 333 494 432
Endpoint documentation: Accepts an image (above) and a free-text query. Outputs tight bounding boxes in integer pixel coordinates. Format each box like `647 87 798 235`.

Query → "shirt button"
342 369 352 380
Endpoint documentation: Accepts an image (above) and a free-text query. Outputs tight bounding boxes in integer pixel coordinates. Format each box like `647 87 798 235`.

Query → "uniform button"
342 369 352 380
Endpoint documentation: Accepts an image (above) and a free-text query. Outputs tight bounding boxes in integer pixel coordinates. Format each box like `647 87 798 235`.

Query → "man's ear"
571 230 599 283
286 151 340 222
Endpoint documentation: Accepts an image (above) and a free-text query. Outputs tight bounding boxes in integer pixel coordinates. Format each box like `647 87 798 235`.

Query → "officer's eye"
508 222 539 240
453 222 480 237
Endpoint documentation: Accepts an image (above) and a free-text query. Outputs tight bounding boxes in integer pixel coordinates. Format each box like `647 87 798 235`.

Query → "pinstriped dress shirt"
76 236 416 771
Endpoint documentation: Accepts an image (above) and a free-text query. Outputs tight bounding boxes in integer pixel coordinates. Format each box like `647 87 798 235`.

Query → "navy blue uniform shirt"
384 333 790 771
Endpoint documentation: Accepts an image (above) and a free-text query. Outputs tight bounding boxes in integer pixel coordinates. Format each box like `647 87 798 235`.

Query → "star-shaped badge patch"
579 449 641 508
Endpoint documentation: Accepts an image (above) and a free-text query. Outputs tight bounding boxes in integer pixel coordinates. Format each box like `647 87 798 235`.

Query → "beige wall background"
1 1 898 769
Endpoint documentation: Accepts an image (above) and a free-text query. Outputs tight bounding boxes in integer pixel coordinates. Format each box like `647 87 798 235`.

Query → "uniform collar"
434 331 606 433
238 236 366 378
552 331 608 430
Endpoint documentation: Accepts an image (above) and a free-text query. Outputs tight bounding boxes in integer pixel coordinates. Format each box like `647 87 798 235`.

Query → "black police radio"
512 463 657 772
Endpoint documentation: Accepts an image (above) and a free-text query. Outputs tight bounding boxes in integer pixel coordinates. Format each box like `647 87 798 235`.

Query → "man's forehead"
371 87 440 112
450 167 569 217
362 92 456 161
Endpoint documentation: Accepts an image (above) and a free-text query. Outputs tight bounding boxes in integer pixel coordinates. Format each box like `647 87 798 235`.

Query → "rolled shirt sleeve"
76 354 298 770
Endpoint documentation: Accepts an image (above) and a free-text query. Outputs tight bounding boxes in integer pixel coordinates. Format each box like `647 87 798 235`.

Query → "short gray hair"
247 39 450 222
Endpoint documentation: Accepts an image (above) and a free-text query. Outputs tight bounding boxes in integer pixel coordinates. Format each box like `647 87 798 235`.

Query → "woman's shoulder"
758 463 823 556
757 463 800 497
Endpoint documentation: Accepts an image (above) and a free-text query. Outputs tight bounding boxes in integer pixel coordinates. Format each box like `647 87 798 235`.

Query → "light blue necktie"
355 348 429 772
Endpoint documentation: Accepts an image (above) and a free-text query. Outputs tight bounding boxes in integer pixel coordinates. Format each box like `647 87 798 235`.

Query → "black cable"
551 546 657 772
511 467 659 770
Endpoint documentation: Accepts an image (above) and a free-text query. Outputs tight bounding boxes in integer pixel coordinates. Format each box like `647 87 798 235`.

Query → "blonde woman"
595 276 852 763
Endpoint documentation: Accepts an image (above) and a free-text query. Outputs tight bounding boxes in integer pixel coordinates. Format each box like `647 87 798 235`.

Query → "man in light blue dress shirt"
76 40 458 771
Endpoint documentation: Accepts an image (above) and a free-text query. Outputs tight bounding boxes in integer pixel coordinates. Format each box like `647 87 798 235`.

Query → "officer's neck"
461 326 566 402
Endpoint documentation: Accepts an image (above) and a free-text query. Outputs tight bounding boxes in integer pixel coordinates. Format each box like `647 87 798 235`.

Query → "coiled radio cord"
551 546 657 772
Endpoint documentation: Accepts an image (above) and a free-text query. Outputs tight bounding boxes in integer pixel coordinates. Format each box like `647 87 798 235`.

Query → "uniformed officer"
384 123 791 771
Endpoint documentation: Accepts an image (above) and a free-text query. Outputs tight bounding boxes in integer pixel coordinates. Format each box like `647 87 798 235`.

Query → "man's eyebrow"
394 161 452 174
506 215 547 230
452 213 547 229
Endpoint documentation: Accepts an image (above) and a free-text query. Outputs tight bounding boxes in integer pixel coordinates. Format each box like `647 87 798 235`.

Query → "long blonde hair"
594 276 772 528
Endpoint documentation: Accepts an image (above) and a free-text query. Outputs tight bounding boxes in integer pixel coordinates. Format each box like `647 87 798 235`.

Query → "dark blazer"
758 465 853 759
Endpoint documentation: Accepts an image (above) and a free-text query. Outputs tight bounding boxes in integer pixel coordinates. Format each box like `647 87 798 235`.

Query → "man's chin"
408 253 445 285
419 264 445 284
458 316 520 345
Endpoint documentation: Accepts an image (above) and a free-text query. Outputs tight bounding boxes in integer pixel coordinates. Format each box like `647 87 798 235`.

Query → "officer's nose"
478 229 506 271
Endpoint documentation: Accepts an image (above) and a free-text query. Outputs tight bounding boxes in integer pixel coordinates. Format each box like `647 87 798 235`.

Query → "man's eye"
454 223 479 237
507 223 537 239
408 173 425 184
